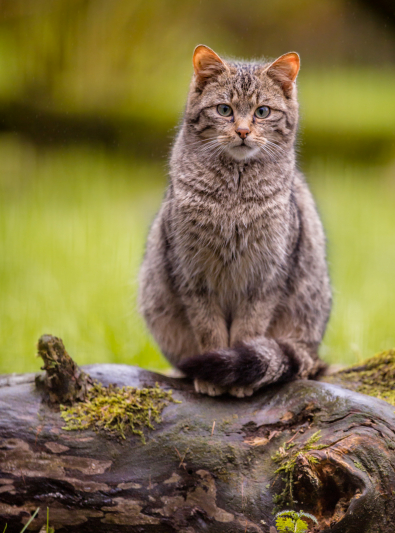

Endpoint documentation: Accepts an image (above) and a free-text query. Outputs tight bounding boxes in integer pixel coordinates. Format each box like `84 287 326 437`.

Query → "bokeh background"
0 0 394 374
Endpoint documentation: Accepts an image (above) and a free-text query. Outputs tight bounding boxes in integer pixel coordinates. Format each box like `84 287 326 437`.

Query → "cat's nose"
236 127 250 140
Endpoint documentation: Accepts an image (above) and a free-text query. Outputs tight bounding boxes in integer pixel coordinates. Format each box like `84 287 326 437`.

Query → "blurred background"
0 0 394 374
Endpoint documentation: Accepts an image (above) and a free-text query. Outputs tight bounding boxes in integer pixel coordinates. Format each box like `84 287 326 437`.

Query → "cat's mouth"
226 140 259 161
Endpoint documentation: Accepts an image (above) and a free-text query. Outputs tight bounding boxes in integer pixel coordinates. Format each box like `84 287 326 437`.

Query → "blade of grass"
20 508 40 533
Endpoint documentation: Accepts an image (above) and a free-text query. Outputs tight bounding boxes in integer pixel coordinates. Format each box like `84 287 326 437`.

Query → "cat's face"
185 46 300 163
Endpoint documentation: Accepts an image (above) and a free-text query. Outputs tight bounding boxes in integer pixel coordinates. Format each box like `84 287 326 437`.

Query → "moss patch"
271 431 327 510
61 382 179 443
326 349 395 405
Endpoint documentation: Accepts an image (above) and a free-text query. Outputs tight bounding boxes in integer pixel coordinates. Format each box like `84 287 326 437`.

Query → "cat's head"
184 45 300 163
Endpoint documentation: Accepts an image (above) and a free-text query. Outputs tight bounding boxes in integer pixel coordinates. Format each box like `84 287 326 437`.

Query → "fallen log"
1 336 395 533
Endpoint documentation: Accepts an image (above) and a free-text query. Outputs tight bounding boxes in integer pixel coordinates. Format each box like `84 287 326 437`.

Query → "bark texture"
1 336 395 533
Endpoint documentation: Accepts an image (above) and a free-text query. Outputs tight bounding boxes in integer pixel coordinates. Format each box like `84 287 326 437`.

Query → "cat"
138 45 331 397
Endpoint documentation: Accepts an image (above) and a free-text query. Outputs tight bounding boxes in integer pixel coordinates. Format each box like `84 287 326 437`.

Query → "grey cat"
138 45 331 397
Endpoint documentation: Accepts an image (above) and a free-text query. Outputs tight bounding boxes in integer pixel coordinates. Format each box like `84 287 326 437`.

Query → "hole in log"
294 458 361 529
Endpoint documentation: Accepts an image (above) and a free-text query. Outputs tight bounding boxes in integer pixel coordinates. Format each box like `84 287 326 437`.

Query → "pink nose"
236 128 250 140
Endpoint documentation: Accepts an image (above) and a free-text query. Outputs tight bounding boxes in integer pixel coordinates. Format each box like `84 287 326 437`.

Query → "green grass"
0 137 168 374
0 137 394 374
308 159 395 366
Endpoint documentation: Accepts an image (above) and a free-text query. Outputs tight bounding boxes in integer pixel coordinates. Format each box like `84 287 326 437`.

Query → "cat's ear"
265 52 300 97
193 45 228 88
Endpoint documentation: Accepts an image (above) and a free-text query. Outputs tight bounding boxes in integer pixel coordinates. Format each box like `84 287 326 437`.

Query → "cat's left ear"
193 45 229 88
265 52 300 97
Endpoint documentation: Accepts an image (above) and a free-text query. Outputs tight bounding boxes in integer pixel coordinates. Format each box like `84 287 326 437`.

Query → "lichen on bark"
324 349 395 405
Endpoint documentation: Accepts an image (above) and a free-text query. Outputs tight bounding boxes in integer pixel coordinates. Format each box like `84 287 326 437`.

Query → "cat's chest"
172 169 292 285
175 193 289 277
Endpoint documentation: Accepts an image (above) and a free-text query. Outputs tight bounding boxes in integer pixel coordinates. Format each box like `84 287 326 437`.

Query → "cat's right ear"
265 52 300 97
193 45 228 88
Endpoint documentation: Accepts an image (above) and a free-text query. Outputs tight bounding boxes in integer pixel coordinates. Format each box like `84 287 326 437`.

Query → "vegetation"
271 431 327 509
61 382 179 442
325 349 395 404
275 510 318 533
1 507 55 533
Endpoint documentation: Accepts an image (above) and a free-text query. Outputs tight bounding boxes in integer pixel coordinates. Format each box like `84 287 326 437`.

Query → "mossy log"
1 337 395 533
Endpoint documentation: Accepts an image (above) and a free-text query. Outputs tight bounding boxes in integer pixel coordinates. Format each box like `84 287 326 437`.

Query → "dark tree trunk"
1 337 395 533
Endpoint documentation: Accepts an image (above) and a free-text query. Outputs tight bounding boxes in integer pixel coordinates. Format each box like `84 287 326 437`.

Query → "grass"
308 159 395 365
0 137 168 374
0 136 394 374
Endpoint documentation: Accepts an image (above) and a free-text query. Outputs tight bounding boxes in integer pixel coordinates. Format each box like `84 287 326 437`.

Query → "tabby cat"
138 45 331 397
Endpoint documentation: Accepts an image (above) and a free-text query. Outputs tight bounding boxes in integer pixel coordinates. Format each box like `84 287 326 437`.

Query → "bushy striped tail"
177 337 301 389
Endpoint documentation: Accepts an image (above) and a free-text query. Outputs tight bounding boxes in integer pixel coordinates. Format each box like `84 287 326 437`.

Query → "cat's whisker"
256 139 278 152
257 142 276 158
197 141 222 154
255 138 285 158
256 144 282 167
200 140 229 159
200 143 224 158
185 138 221 148
265 139 286 155
197 142 222 152
257 140 282 159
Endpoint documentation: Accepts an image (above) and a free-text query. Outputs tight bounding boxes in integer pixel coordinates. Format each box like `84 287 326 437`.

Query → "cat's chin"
225 144 260 162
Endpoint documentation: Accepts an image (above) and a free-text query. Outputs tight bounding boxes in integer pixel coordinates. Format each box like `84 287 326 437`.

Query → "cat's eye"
217 104 233 117
255 106 270 119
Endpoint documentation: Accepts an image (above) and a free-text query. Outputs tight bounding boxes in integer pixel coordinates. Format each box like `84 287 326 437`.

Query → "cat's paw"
229 385 254 398
194 379 226 396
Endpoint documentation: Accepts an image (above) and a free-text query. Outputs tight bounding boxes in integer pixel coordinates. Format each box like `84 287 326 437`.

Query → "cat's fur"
138 45 331 397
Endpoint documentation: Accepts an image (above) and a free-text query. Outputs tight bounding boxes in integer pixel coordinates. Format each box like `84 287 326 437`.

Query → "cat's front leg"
182 296 229 396
228 299 274 397
227 295 289 397
184 296 229 353
178 293 282 397
229 292 277 346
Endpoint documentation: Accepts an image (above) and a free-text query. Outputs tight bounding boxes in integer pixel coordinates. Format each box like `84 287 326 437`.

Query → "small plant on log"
271 431 327 509
275 510 318 533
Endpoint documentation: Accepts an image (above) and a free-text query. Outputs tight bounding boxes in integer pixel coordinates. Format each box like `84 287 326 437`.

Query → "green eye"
255 106 270 119
217 104 233 117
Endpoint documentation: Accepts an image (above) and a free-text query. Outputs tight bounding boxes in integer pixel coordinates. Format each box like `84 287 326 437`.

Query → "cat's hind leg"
139 263 200 366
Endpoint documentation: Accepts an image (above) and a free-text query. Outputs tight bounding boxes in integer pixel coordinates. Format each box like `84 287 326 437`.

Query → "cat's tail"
177 337 324 391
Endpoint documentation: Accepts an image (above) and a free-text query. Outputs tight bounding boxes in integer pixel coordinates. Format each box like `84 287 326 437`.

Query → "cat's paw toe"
229 385 254 398
194 379 225 396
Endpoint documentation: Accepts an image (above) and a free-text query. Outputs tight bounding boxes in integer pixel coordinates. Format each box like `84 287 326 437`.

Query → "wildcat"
138 45 331 397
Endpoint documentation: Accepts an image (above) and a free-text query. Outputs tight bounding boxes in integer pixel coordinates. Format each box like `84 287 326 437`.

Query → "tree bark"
1 337 395 533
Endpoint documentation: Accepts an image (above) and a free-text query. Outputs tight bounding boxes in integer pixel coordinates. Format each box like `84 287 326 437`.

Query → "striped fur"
138 46 331 397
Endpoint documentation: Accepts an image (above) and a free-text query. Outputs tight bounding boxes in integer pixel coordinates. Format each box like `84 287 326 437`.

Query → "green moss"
329 349 395 405
271 431 327 510
353 460 365 471
219 420 232 431
60 382 179 443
